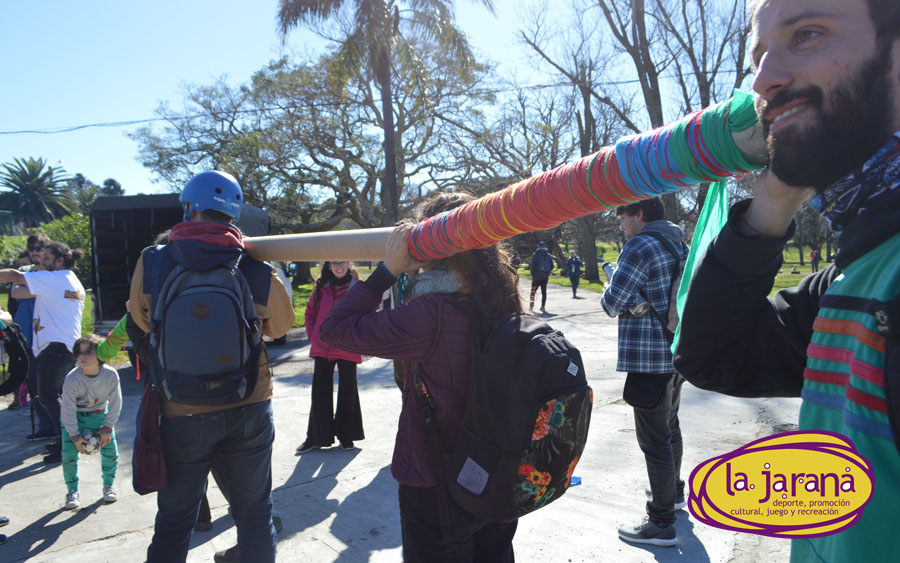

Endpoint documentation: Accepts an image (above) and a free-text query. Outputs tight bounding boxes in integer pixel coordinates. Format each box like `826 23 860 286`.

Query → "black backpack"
414 309 593 539
533 251 553 276
143 246 262 406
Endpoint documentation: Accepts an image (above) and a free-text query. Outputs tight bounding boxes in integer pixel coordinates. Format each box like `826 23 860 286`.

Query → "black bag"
144 246 262 406
413 310 593 539
622 372 669 409
0 321 29 395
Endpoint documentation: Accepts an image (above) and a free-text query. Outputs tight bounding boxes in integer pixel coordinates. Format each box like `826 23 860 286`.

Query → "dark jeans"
147 400 276 563
26 350 56 435
35 343 74 434
569 274 580 296
306 358 364 446
631 372 685 526
398 484 517 563
529 277 548 309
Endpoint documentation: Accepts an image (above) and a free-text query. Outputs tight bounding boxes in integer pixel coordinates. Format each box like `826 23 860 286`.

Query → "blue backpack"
143 246 262 405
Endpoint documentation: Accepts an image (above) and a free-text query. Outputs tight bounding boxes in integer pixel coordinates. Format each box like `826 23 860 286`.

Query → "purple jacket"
319 265 470 487
305 280 363 363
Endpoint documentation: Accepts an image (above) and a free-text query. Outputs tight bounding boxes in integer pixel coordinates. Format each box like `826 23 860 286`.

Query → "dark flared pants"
306 358 364 446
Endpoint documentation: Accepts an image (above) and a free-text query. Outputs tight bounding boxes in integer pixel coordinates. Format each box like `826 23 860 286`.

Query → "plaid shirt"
601 223 684 373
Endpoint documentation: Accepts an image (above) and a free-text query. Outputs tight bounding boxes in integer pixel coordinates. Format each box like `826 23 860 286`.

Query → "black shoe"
0 515 8 527
295 441 320 454
26 431 56 442
214 545 239 563
0 533 7 545
339 441 355 451
45 441 61 454
194 520 212 532
273 515 283 534
43 451 61 464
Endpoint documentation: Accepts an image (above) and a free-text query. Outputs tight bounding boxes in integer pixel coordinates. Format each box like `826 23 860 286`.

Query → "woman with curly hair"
319 192 522 562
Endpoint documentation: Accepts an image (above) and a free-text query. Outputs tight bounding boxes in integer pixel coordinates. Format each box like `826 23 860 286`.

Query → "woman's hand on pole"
384 224 423 277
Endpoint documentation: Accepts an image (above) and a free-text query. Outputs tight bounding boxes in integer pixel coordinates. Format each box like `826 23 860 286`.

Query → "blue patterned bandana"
398 269 461 305
810 132 900 231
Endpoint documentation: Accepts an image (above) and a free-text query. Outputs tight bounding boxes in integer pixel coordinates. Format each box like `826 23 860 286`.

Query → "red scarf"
168 222 244 249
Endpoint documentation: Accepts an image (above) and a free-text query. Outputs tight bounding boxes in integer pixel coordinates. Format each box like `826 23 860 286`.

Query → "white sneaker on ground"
65 490 80 510
618 517 677 546
103 484 117 503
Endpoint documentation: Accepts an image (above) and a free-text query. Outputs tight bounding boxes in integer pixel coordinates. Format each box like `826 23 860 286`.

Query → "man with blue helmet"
128 171 293 563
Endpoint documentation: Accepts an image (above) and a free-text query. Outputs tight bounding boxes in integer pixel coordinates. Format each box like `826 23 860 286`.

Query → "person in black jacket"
674 1 900 560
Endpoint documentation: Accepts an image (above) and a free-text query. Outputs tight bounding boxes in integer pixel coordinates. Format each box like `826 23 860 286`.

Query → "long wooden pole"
243 227 393 263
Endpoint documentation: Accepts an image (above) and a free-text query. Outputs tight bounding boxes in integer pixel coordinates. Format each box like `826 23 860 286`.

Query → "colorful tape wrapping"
408 90 764 261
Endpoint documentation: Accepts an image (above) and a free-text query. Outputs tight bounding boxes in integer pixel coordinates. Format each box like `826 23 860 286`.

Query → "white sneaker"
103 484 118 503
65 490 80 510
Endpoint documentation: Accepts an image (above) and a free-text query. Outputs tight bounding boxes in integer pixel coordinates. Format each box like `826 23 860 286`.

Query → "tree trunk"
294 261 314 285
378 45 399 226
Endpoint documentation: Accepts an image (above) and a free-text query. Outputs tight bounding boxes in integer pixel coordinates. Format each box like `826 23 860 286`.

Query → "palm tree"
278 0 494 225
0 157 76 227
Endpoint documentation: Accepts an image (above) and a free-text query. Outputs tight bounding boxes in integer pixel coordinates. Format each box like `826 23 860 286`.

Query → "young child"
60 334 123 510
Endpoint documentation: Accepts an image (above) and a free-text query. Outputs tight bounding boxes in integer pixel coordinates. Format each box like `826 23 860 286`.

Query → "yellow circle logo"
689 432 873 538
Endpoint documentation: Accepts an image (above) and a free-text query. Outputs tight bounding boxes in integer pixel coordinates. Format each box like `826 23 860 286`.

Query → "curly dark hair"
43 241 84 270
414 191 522 332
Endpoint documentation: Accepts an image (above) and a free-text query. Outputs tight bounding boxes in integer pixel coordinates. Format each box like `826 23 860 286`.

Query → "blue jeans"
146 400 276 563
632 373 684 526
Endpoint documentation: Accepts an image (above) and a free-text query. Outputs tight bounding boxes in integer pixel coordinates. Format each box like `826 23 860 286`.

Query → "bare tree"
522 0 751 224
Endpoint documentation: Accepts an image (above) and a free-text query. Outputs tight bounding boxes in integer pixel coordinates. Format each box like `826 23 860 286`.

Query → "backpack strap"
411 363 455 545
142 245 177 310
636 231 686 343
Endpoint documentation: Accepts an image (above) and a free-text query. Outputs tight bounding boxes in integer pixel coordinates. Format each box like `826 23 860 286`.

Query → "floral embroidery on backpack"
519 463 553 504
532 399 566 441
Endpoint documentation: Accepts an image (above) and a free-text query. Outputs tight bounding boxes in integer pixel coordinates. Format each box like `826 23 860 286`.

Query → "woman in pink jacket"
296 261 365 453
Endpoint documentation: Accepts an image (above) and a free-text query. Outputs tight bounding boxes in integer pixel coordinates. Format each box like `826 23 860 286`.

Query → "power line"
0 69 746 136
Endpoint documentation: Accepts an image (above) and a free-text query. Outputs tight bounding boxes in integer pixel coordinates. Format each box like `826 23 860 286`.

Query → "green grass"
527 241 828 299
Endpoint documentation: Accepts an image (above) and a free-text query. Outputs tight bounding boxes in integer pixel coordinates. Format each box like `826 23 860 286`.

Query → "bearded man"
674 0 900 561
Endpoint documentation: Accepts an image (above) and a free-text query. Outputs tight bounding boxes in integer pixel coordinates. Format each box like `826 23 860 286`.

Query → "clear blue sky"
0 0 547 196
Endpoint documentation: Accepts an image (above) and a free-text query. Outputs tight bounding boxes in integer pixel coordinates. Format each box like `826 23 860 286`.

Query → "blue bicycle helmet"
179 171 243 222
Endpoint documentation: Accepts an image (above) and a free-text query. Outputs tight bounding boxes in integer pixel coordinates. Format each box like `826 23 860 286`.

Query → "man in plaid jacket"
600 197 687 547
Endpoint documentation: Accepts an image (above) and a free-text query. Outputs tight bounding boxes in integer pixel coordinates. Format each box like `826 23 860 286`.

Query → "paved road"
0 281 797 562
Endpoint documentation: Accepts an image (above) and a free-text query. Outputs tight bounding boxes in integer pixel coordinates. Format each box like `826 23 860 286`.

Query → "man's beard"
758 45 894 191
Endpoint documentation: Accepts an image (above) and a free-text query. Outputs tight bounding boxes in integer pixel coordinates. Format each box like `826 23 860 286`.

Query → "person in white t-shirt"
0 241 85 464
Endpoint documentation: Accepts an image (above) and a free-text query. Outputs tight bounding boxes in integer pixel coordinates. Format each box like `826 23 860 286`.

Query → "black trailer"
88 194 271 335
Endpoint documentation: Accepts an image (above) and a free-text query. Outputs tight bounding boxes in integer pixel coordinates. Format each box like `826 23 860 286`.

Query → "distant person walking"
566 250 585 298
528 242 554 313
809 249 821 273
296 260 365 454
